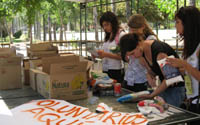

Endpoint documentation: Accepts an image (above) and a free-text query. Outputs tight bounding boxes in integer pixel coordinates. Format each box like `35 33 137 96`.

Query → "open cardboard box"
30 55 93 100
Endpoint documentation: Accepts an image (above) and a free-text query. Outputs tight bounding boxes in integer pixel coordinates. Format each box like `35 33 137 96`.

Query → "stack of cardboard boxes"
24 43 59 85
27 43 58 58
29 55 93 100
0 48 22 90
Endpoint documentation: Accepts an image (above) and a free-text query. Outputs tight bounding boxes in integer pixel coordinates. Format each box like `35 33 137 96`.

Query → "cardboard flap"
29 59 42 69
80 59 94 70
30 43 56 51
30 68 48 75
50 62 88 74
42 56 80 74
0 57 21 66
79 57 94 70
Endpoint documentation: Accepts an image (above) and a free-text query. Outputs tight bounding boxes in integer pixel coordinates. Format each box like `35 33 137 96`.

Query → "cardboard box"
42 55 79 74
23 59 31 85
27 43 58 58
30 43 56 52
0 48 16 58
29 59 42 90
29 50 58 58
0 57 22 90
30 56 91 100
23 59 42 85
29 59 42 69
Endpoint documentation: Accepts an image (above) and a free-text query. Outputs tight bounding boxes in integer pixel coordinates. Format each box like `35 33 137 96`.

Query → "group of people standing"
92 6 200 124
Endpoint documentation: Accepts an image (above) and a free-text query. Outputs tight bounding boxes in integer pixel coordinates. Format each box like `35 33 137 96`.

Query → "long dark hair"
119 33 140 62
175 6 200 59
100 11 120 42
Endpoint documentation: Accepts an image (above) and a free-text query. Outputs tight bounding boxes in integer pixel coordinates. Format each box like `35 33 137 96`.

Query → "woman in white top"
97 11 125 83
123 14 158 92
167 6 200 123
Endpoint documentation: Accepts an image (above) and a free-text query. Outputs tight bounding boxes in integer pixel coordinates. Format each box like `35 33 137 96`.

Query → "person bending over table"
119 33 185 107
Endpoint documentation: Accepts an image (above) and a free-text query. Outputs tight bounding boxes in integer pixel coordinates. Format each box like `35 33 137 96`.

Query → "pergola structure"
63 0 187 55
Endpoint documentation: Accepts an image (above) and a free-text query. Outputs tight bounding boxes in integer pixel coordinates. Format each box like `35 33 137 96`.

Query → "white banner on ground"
7 99 148 125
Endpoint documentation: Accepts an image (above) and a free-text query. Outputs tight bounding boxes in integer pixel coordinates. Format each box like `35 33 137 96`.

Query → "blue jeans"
159 86 185 107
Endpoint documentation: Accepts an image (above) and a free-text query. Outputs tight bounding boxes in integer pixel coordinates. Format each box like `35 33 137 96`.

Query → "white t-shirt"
102 31 125 71
186 43 200 104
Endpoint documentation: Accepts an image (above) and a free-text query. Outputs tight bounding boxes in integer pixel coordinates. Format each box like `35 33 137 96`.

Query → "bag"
181 96 200 113
181 50 200 114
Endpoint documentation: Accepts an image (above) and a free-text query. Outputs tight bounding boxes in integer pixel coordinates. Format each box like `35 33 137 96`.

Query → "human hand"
146 74 157 88
125 55 129 62
166 57 186 68
97 50 107 58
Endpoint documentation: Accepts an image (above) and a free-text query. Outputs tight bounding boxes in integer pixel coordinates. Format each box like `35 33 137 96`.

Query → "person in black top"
119 33 185 107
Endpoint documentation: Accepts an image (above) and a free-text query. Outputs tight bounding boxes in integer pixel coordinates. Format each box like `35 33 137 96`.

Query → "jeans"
159 86 185 107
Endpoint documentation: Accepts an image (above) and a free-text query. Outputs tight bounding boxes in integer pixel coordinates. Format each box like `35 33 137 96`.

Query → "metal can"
114 83 121 96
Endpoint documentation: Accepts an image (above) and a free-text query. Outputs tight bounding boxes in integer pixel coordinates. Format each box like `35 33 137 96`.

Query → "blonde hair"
128 14 158 40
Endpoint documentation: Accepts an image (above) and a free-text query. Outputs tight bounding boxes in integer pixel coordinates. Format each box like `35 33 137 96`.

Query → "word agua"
22 100 147 125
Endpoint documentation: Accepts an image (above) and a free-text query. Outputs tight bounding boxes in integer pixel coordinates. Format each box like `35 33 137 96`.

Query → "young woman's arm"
140 53 169 99
167 57 200 81
97 50 121 60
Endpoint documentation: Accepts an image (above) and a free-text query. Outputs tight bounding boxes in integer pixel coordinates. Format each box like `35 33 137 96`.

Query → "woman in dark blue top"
119 33 185 107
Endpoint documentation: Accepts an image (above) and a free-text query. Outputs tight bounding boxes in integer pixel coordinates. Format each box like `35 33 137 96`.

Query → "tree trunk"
60 24 63 41
34 18 37 40
43 15 46 41
53 23 57 41
59 9 64 41
93 7 98 41
67 22 70 31
29 24 32 44
37 12 41 40
3 17 12 44
189 0 196 6
126 0 131 21
12 20 15 35
64 25 67 41
48 13 52 41
111 0 116 13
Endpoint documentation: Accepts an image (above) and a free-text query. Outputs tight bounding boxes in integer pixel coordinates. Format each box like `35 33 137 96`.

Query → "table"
1 87 200 124
69 88 200 125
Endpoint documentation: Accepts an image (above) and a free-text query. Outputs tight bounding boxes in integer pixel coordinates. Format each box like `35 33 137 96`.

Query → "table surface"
69 88 200 125
1 86 200 125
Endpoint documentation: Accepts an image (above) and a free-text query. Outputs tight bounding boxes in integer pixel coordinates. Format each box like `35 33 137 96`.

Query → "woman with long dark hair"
93 11 125 83
167 6 200 121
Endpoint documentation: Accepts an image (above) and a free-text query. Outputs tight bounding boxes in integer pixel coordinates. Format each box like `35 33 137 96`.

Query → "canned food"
114 83 121 96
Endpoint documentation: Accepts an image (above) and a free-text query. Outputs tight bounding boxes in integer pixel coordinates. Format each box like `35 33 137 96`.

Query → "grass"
13 39 23 43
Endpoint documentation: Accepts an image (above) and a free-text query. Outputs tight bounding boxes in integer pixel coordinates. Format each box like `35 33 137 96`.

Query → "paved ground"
0 86 44 109
0 29 182 110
